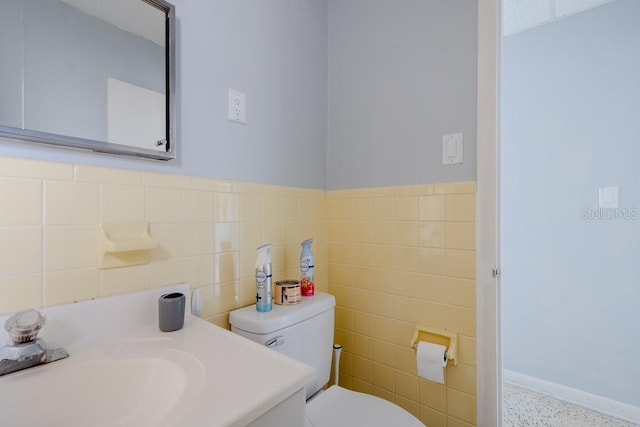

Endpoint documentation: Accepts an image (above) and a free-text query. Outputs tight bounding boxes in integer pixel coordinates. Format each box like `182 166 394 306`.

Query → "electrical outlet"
228 88 246 124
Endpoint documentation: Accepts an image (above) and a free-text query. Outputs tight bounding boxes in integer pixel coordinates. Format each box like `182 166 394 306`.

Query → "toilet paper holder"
410 326 458 366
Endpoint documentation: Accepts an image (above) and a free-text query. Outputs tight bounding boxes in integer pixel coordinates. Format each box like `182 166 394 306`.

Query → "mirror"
0 0 176 160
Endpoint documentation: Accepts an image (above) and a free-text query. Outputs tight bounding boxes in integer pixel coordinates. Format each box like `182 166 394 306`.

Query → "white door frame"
476 0 501 425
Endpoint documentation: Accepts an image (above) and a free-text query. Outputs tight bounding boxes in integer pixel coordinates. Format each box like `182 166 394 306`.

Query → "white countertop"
0 285 315 426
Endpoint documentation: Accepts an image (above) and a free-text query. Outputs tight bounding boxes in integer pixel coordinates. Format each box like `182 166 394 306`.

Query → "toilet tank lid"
229 292 335 335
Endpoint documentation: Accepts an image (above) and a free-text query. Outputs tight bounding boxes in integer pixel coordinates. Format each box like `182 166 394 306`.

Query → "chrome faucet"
0 309 69 376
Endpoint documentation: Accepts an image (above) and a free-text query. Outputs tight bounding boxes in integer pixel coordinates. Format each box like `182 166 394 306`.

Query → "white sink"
0 341 204 427
0 285 314 426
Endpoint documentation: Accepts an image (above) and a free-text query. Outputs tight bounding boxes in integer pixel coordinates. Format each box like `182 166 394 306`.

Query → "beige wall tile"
393 197 419 221
0 227 42 276
435 181 475 195
149 224 183 261
446 222 476 250
372 198 393 220
353 333 373 359
419 248 446 275
373 385 395 402
447 416 475 427
192 178 232 193
353 356 373 383
447 278 476 308
446 389 477 424
0 179 42 226
0 274 41 314
45 181 98 225
371 245 393 270
352 378 373 395
44 268 99 306
393 247 419 272
446 250 476 279
240 194 264 222
353 243 372 267
147 258 183 288
215 193 239 222
45 226 96 271
419 406 447 427
416 300 446 330
395 370 419 401
353 310 373 336
372 221 393 245
100 184 144 222
416 274 446 303
372 315 395 342
146 187 182 223
372 362 395 392
393 271 417 298
394 296 417 323
331 221 353 243
458 336 477 367
395 346 418 375
282 197 299 222
447 363 477 395
353 199 372 220
263 222 283 247
181 190 214 223
215 252 239 284
419 379 446 411
0 157 73 180
395 395 420 419
353 221 372 243
329 264 353 286
215 222 239 252
75 164 140 185
394 222 420 246
334 199 352 221
419 195 445 221
142 171 191 189
419 222 446 248
352 288 373 313
264 197 283 221
447 306 476 338
99 266 145 297
372 292 395 318
372 339 395 367
182 255 215 288
445 194 476 222
183 223 215 256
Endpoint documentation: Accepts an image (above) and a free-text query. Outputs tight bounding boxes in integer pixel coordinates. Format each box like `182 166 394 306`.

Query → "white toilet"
229 292 425 427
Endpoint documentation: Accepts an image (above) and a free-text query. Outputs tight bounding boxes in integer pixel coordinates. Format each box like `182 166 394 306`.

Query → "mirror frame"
0 0 176 161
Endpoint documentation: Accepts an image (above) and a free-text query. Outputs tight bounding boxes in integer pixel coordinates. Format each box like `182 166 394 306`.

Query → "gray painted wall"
326 0 477 190
0 0 23 128
501 0 640 406
0 0 328 189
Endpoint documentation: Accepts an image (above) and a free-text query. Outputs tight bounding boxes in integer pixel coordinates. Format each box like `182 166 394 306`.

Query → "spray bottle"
255 243 273 312
300 238 315 296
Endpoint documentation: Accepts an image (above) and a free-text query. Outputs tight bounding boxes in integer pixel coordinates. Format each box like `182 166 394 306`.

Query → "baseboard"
503 370 640 424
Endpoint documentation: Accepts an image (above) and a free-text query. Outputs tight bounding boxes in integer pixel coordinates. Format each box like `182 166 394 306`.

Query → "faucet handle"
5 309 46 344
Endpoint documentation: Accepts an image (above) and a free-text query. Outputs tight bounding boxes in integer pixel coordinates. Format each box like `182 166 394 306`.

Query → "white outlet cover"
599 186 619 209
228 88 246 125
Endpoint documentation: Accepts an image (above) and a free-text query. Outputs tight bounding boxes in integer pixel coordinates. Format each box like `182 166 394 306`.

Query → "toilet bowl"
305 385 424 427
229 292 425 427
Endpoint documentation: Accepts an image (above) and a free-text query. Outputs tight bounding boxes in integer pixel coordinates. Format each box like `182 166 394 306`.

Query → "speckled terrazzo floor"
503 383 639 427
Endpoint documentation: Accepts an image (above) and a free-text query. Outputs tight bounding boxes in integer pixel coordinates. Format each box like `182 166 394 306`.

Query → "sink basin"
0 345 204 427
0 284 314 426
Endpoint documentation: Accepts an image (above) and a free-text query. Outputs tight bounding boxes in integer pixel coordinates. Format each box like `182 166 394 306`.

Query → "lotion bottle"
300 238 315 296
255 243 273 312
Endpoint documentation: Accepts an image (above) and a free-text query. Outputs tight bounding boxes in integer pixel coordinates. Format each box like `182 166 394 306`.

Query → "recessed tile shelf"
98 223 158 269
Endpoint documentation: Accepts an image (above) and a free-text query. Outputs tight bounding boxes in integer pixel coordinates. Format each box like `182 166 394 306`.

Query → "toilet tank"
229 292 335 399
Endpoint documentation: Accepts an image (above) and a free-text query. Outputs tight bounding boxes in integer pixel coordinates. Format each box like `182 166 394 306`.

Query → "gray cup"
158 292 186 332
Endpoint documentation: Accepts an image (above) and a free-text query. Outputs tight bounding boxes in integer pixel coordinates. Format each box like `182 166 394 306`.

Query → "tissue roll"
416 341 447 384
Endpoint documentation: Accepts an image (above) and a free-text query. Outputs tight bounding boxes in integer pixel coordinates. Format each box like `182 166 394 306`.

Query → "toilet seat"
305 385 425 427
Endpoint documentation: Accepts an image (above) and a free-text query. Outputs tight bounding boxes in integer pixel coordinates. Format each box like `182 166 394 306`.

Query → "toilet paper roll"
416 341 447 384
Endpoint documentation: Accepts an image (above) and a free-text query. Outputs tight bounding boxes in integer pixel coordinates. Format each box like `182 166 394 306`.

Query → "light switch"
442 133 463 165
599 187 619 209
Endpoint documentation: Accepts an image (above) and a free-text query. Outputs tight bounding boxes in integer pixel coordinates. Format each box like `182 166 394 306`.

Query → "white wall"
501 0 640 407
0 0 328 189
327 0 477 190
